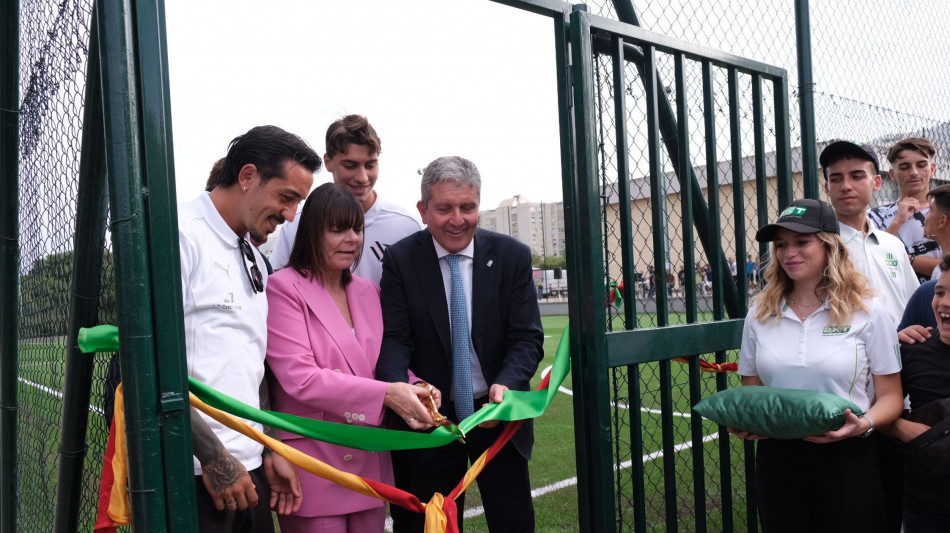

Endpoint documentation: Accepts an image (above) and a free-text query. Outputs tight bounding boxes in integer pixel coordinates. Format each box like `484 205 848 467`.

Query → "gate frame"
566 8 795 533
0 1 820 531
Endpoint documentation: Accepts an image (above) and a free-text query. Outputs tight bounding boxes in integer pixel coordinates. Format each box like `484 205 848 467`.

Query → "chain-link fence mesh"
7 1 950 531
15 1 121 531
579 1 950 531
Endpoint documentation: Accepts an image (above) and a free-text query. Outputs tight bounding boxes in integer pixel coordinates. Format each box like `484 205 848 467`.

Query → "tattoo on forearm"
191 407 226 465
203 456 249 494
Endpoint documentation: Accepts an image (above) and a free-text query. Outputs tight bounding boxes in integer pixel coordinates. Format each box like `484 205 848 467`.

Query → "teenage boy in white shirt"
820 140 919 326
270 115 421 285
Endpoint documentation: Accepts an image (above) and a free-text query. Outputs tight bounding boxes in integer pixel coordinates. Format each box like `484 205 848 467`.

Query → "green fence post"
131 0 197 528
52 11 109 532
96 0 171 529
795 0 819 198
0 2 21 532
568 9 618 533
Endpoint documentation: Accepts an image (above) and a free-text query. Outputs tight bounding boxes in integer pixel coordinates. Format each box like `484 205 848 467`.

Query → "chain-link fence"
6 1 950 532
576 1 950 531
13 1 121 531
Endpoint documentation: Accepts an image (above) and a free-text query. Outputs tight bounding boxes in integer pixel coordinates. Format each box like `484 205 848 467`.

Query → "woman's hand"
727 426 768 441
804 409 867 443
384 382 436 430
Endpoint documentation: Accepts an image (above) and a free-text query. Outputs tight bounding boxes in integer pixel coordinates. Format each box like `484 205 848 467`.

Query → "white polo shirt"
269 196 421 285
738 299 902 412
179 193 267 474
838 218 919 325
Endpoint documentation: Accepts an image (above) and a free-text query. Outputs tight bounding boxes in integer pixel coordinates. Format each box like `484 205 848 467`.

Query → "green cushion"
692 386 864 439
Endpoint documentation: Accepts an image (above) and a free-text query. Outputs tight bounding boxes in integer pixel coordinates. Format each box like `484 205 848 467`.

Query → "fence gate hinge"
159 392 186 414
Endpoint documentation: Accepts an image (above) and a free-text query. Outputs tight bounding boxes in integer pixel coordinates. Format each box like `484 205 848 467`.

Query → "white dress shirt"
432 238 489 398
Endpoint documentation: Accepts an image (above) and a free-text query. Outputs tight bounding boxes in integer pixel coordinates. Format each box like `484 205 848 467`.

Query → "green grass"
16 338 116 533
452 315 752 532
15 315 753 532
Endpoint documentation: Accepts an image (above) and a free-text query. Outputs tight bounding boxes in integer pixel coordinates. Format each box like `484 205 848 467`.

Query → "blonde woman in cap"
731 198 904 533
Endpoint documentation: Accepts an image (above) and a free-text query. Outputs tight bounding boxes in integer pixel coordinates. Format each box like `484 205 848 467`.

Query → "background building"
479 195 566 259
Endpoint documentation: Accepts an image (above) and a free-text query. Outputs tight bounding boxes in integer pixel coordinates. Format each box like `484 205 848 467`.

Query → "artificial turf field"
16 314 752 532
444 314 751 533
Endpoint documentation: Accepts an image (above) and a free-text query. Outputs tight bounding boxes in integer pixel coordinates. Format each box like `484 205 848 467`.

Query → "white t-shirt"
869 202 942 258
738 299 902 412
838 218 920 325
179 193 267 474
269 196 421 285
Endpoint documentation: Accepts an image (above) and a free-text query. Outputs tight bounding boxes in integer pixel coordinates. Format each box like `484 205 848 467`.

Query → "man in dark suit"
376 156 544 533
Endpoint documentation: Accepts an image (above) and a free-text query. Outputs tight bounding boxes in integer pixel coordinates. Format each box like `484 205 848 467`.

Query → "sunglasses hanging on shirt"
238 237 264 294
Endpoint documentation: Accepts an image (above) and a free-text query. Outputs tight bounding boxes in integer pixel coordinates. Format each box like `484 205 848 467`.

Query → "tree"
536 255 566 270
19 250 116 338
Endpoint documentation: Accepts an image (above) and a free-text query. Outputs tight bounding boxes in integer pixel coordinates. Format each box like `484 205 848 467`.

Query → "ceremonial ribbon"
672 356 738 373
608 280 624 309
79 325 572 532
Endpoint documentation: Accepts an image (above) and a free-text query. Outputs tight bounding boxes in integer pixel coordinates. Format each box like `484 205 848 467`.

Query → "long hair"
751 231 873 326
286 183 363 286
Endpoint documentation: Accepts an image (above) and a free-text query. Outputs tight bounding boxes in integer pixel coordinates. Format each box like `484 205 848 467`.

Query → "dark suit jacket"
376 228 544 458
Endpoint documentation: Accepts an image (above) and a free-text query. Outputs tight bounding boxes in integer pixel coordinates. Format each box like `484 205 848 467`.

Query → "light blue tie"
446 254 474 420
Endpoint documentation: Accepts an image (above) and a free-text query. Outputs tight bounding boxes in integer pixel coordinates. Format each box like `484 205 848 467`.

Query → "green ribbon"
78 324 571 453
77 324 120 353
609 280 623 309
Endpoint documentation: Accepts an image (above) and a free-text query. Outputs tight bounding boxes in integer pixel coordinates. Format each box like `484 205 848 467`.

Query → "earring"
242 187 247 192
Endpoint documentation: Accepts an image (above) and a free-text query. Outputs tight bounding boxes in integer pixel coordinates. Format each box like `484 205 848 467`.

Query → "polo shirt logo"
822 325 851 336
780 206 808 217
884 253 899 268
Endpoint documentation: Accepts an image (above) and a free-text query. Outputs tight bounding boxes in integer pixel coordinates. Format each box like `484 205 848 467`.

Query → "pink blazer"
265 267 391 517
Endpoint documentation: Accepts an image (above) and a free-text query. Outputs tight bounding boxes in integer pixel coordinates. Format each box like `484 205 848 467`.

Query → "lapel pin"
487 259 494 268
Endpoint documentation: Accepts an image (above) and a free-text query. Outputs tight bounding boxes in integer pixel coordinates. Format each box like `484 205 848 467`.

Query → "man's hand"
887 197 921 235
192 406 257 512
898 325 932 344
263 452 302 515
478 384 509 428
886 418 932 443
200 453 258 512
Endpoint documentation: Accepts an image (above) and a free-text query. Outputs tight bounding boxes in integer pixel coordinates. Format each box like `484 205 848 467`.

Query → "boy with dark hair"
869 137 940 282
179 125 321 531
820 140 919 325
270 115 421 284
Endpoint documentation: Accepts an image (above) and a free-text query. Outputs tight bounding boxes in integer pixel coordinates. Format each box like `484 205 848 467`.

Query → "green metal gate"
1 0 810 531
561 7 794 533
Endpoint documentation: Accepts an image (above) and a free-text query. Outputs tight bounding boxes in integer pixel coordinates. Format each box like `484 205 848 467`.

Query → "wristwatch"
859 414 875 438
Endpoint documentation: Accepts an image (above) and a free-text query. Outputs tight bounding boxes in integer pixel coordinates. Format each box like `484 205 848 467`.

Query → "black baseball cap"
819 140 880 176
755 199 839 242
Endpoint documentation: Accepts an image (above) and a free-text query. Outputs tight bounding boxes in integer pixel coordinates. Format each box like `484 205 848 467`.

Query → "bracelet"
909 254 916 265
859 414 875 438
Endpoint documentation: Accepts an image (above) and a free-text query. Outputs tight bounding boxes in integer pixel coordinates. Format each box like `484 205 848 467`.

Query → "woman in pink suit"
266 183 437 533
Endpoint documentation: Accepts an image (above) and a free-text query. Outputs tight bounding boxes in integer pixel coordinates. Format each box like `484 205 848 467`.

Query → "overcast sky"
164 0 564 213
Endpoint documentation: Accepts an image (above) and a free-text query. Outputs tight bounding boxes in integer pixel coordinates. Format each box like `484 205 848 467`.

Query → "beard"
249 230 267 245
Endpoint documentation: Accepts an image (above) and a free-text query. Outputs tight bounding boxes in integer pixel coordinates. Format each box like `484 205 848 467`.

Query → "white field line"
539 365 692 418
17 377 105 416
384 432 721 531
